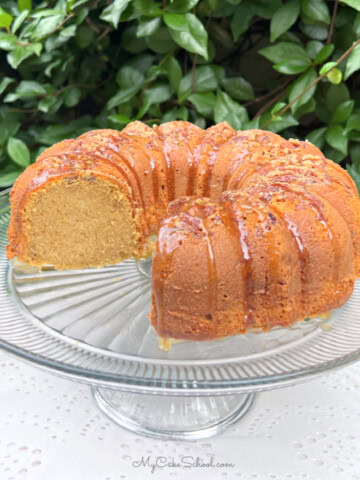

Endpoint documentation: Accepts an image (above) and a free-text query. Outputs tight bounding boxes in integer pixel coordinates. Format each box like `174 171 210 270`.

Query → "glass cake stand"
0 189 360 440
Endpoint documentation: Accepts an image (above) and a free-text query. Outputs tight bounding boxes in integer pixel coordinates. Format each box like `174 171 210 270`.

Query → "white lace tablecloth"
1 351 360 480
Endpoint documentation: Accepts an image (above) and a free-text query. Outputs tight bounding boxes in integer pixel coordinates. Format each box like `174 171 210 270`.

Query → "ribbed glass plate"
0 189 360 394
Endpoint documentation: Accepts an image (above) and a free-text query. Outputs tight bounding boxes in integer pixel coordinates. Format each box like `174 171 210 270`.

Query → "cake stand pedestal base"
92 387 255 440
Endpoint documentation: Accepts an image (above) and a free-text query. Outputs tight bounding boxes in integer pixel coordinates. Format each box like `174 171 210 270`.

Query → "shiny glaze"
153 198 218 331
8 121 360 339
271 182 339 285
220 195 254 328
254 185 310 305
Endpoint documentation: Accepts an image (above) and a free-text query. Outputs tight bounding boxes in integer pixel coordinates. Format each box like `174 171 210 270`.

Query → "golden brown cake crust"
6 121 360 340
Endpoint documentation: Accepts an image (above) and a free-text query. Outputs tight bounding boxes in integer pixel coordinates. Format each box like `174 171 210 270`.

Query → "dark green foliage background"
1 0 360 188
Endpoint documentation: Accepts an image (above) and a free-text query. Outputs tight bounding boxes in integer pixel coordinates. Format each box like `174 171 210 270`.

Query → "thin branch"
86 17 100 34
191 54 198 94
327 0 339 44
254 88 288 119
97 26 110 43
261 38 360 129
244 78 293 107
6 108 38 113
55 83 97 97
42 14 74 40
158 47 178 67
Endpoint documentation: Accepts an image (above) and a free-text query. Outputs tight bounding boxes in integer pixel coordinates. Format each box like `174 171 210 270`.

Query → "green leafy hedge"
1 0 360 189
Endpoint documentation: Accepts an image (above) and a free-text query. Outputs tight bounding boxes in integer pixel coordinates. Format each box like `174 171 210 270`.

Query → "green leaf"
344 43 360 80
0 125 8 145
7 42 42 68
270 0 300 43
346 113 360 133
38 95 58 113
31 9 64 17
136 17 161 37
123 26 148 53
0 168 23 187
145 27 176 53
75 25 95 49
244 117 260 129
327 68 342 84
18 0 31 11
300 21 328 40
161 106 189 122
44 58 61 76
324 145 346 163
295 97 315 117
0 77 14 95
207 0 220 11
64 87 81 107
125 54 155 74
5 80 46 102
273 57 311 74
288 67 317 113
145 65 163 82
211 65 226 82
354 13 360 37
0 8 13 28
259 42 309 64
306 40 323 59
188 92 216 118
108 114 131 125
326 125 348 155
347 131 360 142
221 77 254 101
319 61 337 74
350 144 360 165
167 0 200 13
12 10 29 34
100 0 131 28
326 83 350 112
271 102 286 115
164 13 208 60
2 116 20 138
0 32 17 50
7 137 30 167
133 0 163 16
107 86 142 110
116 66 144 89
314 43 334 64
163 56 182 94
253 0 282 19
214 89 248 130
340 0 360 11
16 80 46 97
47 24 76 50
261 111 298 133
347 164 360 193
327 68 342 85
178 66 219 102
301 0 330 24
143 82 172 105
331 100 354 124
305 127 327 149
31 15 65 41
231 1 254 41
38 117 94 145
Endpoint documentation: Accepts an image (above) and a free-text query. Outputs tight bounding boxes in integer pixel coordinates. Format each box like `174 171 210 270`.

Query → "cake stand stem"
91 387 255 440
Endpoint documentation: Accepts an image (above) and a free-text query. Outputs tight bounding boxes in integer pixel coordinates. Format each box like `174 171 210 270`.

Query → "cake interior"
20 176 140 270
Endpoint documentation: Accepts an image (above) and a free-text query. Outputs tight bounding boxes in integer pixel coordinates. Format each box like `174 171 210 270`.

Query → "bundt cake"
6 121 360 341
